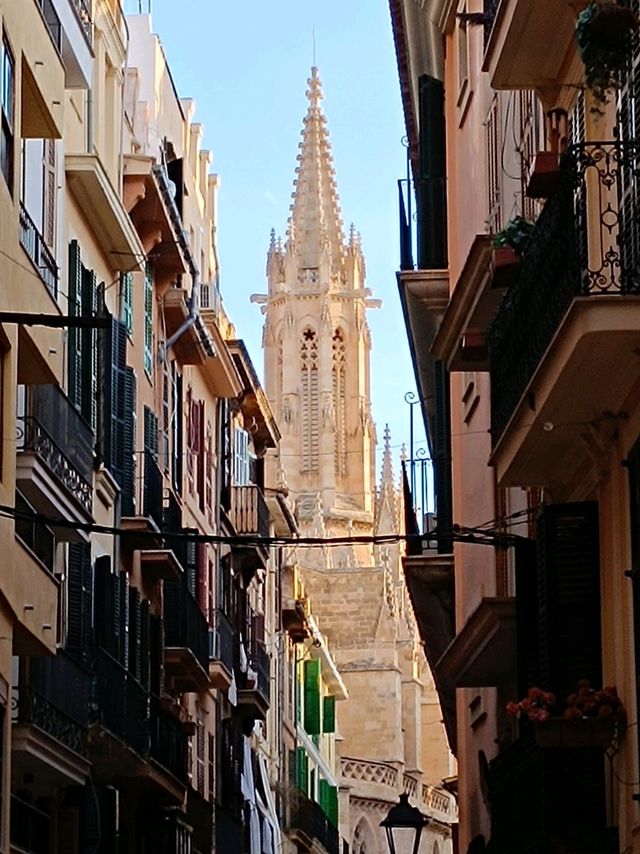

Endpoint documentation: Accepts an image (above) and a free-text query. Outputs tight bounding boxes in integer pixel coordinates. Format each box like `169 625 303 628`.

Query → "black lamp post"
380 793 429 854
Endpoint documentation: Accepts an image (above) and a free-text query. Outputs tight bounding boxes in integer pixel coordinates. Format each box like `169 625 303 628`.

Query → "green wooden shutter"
296 747 308 795
322 695 336 734
121 367 137 516
327 786 339 828
99 317 128 482
537 502 601 695
120 271 133 334
144 263 153 375
319 778 329 813
67 240 82 408
304 659 321 735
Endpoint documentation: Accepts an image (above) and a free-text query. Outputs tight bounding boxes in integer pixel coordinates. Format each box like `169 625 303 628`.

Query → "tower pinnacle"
287 67 345 269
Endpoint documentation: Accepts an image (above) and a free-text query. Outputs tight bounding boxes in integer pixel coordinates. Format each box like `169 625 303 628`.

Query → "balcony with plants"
16 384 94 536
487 139 640 488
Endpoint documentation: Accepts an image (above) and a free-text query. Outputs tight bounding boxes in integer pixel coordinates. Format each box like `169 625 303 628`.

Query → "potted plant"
576 1 639 112
507 681 626 749
491 217 535 288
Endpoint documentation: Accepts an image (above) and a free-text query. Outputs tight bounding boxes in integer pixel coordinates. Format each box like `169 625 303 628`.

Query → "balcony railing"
19 384 94 513
70 0 93 45
19 203 58 298
93 649 149 756
10 794 50 854
227 485 269 539
488 140 640 445
15 491 55 572
211 609 235 674
149 695 188 783
164 581 210 674
215 803 243 851
134 452 164 530
254 642 270 702
290 791 339 854
14 685 87 758
34 0 61 52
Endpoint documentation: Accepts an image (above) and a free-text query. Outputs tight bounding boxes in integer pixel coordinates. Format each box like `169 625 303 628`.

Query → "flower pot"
526 151 561 199
534 716 622 749
491 246 520 289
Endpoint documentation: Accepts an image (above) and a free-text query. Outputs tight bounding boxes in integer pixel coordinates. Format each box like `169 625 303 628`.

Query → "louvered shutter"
140 598 150 690
303 659 321 735
319 779 329 814
150 613 164 696
184 528 199 599
433 360 453 554
143 406 159 461
322 695 336 734
515 538 540 697
81 267 97 429
174 366 183 495
121 367 137 516
128 586 141 681
162 362 170 473
94 555 114 657
120 570 129 670
536 502 601 695
111 570 121 663
67 543 92 665
67 241 82 408
327 786 338 828
296 747 308 794
208 732 215 803
98 316 128 480
627 440 640 773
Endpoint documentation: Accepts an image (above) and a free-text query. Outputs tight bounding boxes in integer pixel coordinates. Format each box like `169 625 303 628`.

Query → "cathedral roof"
286 67 345 267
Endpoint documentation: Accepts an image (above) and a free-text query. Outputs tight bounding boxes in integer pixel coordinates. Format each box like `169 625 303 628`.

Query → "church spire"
286 67 345 269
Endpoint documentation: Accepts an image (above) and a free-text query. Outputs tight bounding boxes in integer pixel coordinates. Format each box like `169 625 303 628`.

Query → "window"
1 34 14 191
42 139 56 248
120 271 133 334
67 240 97 429
300 328 319 472
143 263 153 375
233 427 250 485
332 329 347 476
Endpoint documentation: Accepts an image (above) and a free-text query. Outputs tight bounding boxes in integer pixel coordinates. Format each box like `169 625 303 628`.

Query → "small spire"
380 424 394 490
269 228 276 252
307 66 323 108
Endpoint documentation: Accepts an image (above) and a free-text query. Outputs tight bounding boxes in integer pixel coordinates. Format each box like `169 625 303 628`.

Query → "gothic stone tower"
253 69 452 854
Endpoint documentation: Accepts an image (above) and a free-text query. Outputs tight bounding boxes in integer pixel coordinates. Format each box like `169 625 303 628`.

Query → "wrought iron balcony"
226 484 270 576
216 803 243 851
149 695 188 783
237 641 270 722
164 581 210 692
488 140 640 448
13 685 87 758
209 609 236 690
15 491 55 573
19 203 58 298
92 649 149 756
70 0 93 45
10 794 50 854
289 791 339 854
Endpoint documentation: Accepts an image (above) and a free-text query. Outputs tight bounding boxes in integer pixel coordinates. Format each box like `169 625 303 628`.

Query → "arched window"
300 327 319 471
352 817 377 854
332 328 347 476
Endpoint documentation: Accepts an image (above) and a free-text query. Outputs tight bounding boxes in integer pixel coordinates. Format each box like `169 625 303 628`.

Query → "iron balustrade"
149 695 188 783
215 804 243 851
20 384 94 512
34 0 61 51
254 642 270 702
211 608 235 674
488 140 640 445
10 794 50 854
228 485 269 539
19 203 58 297
13 685 87 757
15 491 55 572
70 0 93 44
290 791 339 854
93 648 149 756
164 581 210 673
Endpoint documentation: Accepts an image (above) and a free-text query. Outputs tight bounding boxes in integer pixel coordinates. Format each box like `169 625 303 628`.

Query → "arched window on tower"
352 817 377 854
332 328 347 476
300 327 319 471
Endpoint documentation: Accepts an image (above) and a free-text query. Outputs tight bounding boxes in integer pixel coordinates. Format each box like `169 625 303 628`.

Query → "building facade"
391 0 640 852
253 67 456 853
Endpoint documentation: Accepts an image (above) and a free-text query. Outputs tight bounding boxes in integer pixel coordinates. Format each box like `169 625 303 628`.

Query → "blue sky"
125 0 428 483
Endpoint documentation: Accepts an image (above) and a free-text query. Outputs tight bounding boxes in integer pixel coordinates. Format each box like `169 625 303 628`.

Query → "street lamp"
380 793 429 854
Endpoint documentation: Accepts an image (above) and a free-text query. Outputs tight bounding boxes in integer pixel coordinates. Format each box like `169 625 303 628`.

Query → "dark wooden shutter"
174 365 183 495
150 613 164 696
140 598 150 690
111 569 122 663
94 554 113 656
303 659 321 735
184 529 199 599
143 406 159 461
296 747 308 794
417 74 448 270
536 502 601 696
627 440 640 772
128 586 141 681
67 543 92 665
67 241 82 408
433 360 453 554
98 316 128 481
121 367 137 516
120 570 129 670
81 267 97 429
515 537 540 697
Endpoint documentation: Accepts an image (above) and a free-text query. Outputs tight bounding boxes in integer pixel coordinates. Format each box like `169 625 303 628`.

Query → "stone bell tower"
252 68 453 854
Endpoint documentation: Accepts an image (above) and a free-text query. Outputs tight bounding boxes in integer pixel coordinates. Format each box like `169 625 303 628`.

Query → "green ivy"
491 217 535 257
